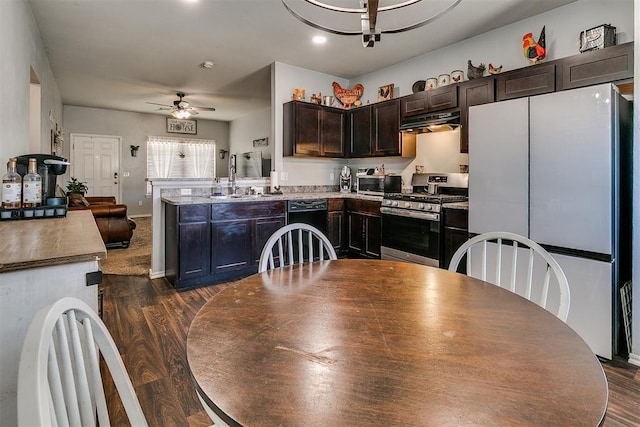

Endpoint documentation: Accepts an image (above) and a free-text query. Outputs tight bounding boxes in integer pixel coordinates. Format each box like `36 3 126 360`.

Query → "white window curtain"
147 136 216 179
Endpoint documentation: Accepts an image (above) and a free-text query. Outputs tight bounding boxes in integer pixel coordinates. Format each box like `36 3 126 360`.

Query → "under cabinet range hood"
400 111 461 134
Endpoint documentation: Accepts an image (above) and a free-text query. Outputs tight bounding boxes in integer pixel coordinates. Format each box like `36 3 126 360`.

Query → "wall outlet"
138 201 143 206
122 172 130 177
180 188 192 195
280 172 288 181
330 172 335 181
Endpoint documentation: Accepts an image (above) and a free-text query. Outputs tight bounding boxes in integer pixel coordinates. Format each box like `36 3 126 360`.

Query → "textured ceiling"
29 0 575 121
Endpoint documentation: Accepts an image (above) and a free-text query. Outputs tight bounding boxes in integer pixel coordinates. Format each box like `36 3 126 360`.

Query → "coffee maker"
15 154 70 204
340 166 351 193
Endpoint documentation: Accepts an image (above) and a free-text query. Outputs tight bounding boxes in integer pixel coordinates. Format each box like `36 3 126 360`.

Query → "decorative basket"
579 24 616 53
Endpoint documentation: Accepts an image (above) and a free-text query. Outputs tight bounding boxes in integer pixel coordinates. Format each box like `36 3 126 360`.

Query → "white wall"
229 106 271 175
270 0 634 188
0 0 62 162
272 62 350 186
63 106 229 216
631 0 639 368
353 0 634 102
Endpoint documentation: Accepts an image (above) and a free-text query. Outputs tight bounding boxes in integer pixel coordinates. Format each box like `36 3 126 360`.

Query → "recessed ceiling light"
201 61 214 69
183 0 199 3
312 36 327 45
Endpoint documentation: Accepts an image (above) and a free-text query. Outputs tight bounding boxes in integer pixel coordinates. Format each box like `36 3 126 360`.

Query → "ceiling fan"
146 92 215 119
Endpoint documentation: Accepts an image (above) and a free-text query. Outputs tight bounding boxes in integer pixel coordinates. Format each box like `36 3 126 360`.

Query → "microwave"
357 175 402 195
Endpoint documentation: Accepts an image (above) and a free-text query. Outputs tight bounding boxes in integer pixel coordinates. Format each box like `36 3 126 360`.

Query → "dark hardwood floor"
101 274 640 426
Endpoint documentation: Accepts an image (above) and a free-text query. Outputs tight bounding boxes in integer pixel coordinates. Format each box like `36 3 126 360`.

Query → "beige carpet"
100 216 151 276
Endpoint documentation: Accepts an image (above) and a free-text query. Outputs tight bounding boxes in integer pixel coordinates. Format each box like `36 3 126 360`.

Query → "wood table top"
0 210 106 273
187 259 607 426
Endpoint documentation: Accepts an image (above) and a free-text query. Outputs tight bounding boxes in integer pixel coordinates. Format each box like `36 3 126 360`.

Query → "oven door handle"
380 207 439 221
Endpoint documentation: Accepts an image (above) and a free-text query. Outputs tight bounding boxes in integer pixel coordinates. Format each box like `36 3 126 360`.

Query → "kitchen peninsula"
0 210 105 426
162 189 383 289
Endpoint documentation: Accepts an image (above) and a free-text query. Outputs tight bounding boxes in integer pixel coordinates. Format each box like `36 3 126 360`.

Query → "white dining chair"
448 231 570 322
17 297 148 427
258 223 337 272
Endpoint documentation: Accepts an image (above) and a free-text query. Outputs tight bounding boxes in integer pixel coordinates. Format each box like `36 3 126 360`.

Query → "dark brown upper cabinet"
400 85 458 118
348 99 415 158
557 42 633 91
495 63 556 101
283 101 345 158
459 77 495 153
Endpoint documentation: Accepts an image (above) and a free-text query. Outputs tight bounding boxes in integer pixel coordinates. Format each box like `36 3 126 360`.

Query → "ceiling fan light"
172 110 191 119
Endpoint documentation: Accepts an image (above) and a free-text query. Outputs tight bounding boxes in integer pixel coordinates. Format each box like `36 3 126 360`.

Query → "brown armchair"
68 195 137 248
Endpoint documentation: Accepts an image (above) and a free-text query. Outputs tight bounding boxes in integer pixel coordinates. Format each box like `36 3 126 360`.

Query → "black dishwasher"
287 199 328 233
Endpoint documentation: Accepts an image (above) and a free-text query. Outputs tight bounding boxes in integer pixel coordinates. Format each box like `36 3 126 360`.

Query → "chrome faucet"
229 154 237 194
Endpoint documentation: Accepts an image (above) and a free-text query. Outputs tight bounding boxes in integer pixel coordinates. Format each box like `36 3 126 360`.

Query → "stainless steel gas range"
380 173 468 267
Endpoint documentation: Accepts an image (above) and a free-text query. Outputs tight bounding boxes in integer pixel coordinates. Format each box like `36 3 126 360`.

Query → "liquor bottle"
22 158 42 207
1 157 22 209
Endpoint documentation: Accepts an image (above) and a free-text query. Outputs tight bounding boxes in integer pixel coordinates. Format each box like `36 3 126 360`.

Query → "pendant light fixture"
281 0 462 47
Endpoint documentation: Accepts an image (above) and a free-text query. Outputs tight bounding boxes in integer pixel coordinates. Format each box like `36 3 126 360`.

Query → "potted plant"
66 177 88 196
130 145 140 157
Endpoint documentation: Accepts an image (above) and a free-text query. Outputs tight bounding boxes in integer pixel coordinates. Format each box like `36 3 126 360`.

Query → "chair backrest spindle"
449 232 570 322
258 223 337 273
18 298 148 426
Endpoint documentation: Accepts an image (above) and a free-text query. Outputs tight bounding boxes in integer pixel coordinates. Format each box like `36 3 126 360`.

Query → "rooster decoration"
332 82 364 109
488 63 503 75
523 26 546 64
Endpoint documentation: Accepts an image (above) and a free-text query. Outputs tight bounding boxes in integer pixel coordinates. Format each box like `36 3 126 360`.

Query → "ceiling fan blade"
146 101 173 107
188 110 199 115
191 106 216 111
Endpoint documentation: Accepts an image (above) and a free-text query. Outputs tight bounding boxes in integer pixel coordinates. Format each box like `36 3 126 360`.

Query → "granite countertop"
162 192 383 205
0 210 106 273
443 201 469 210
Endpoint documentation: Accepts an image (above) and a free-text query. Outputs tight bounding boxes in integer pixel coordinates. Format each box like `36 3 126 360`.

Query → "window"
146 136 216 179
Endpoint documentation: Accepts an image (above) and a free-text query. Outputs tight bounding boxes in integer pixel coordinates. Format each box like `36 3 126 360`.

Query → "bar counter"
0 210 106 426
0 210 106 273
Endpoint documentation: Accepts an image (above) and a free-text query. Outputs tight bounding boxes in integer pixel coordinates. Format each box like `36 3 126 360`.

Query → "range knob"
391 200 399 207
404 201 412 208
383 200 391 206
417 203 425 210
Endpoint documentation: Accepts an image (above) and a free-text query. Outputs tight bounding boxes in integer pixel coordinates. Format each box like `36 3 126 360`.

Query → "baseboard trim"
149 269 165 279
628 352 640 367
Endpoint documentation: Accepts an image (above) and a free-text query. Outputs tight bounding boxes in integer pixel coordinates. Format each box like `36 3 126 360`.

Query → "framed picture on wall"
253 137 268 147
378 83 394 101
167 118 197 134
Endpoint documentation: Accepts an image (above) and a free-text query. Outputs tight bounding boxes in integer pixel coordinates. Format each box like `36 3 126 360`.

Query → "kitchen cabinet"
165 203 211 286
441 206 468 271
400 85 458 118
283 101 345 157
458 77 495 153
495 63 555 101
348 99 416 158
348 106 372 157
327 198 345 253
346 199 381 259
165 201 286 288
557 42 633 91
212 202 286 275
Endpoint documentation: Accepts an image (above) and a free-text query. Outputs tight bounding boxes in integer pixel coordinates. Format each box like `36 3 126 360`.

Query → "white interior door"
71 133 120 198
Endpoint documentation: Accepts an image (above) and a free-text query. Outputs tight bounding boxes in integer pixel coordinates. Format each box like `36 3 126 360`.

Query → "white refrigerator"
468 83 632 359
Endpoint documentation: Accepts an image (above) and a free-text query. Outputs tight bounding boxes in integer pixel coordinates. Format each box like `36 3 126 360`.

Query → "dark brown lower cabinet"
441 207 469 271
165 201 285 289
346 199 381 259
327 198 345 254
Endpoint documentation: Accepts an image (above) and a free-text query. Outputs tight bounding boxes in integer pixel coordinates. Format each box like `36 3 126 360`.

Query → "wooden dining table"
187 259 608 426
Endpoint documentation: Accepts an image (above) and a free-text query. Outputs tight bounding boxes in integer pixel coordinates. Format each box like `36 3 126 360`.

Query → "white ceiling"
28 0 576 122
